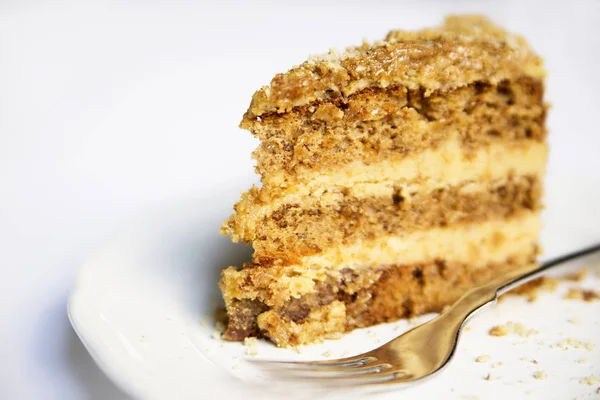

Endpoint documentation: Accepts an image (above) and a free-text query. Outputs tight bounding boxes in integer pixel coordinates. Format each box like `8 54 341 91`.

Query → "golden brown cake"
219 15 548 347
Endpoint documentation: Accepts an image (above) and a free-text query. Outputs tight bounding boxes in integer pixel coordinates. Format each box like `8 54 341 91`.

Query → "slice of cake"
220 15 547 347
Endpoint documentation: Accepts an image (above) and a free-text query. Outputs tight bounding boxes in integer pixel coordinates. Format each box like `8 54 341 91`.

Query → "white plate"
68 181 600 400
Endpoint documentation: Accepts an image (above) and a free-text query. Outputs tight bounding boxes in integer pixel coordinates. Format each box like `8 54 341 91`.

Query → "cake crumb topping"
244 15 545 119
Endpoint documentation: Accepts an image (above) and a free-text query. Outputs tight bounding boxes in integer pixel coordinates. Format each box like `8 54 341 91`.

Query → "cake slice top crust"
242 15 545 121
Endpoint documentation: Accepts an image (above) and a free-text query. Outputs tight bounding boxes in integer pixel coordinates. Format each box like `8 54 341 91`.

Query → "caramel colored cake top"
243 15 545 120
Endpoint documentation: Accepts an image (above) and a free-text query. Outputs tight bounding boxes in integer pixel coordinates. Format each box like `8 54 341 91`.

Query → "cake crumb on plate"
579 376 598 386
484 373 500 381
489 325 508 337
564 288 600 302
489 322 537 337
533 371 547 380
550 338 595 351
475 355 491 363
502 277 559 302
564 268 588 282
243 337 258 356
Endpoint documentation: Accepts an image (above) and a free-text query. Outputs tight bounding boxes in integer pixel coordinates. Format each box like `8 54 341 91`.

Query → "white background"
1 1 599 399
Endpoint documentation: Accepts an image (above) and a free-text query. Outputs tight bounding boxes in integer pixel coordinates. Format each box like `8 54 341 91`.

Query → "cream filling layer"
234 140 547 233
280 212 540 298
305 139 547 189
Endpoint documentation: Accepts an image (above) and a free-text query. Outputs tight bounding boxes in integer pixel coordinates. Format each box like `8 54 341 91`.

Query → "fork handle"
497 242 600 296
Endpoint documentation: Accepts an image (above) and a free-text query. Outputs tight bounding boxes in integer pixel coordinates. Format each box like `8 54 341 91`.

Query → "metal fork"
253 243 600 385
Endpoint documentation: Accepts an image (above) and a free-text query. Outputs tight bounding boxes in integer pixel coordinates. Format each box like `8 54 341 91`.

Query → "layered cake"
220 15 547 347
